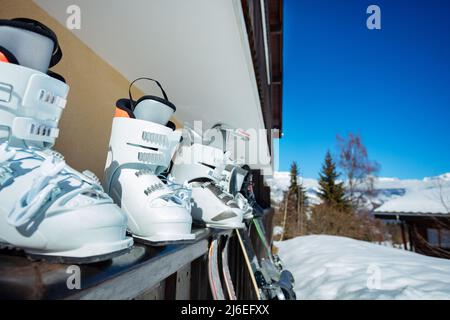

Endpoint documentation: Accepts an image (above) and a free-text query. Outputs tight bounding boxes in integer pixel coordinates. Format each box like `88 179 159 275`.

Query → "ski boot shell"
0 62 132 263
104 80 194 245
171 137 247 229
204 124 254 220
0 62 67 147
104 116 194 244
190 181 246 229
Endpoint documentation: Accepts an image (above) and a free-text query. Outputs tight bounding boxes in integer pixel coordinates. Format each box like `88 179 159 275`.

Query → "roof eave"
241 0 283 143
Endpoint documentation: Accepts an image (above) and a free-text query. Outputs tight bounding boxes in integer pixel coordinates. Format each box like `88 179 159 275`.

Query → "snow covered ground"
276 235 450 300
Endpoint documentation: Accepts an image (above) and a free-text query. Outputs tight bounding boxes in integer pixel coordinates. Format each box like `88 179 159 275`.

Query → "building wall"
1 0 179 178
406 218 450 259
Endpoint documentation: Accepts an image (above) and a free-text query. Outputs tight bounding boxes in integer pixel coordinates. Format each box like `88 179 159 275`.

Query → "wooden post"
280 191 289 242
400 221 408 250
407 223 415 252
175 264 191 300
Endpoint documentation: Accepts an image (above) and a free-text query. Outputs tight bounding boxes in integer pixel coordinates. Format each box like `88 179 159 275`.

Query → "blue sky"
279 0 450 179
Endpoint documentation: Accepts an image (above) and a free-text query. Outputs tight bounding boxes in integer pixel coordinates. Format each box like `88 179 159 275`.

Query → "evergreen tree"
280 162 309 240
289 162 299 194
288 161 308 206
296 178 308 235
317 151 348 210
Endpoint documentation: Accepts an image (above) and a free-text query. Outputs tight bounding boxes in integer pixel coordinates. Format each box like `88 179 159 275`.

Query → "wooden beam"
175 264 191 300
407 223 415 252
241 0 284 143
67 239 208 300
270 25 282 34
400 221 408 251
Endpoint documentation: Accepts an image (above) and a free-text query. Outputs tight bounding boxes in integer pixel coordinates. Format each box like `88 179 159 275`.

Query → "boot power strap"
110 117 181 170
0 63 68 144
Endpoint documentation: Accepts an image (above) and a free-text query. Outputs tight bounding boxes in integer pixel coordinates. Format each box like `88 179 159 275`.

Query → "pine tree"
289 162 299 194
317 151 348 210
296 179 308 235
288 162 308 206
280 162 309 240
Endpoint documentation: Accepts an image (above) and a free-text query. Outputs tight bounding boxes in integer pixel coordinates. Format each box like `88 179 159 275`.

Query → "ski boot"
104 78 194 245
171 126 247 229
0 18 133 263
206 124 254 220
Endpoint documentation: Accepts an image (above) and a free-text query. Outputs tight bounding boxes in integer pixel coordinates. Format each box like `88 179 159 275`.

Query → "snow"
276 235 450 299
267 171 450 211
375 187 450 214
266 172 319 205
424 173 450 182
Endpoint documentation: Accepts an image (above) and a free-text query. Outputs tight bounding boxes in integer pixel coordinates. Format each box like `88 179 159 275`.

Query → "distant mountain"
266 172 450 209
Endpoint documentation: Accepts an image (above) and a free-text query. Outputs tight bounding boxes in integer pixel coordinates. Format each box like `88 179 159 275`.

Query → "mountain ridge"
267 172 450 208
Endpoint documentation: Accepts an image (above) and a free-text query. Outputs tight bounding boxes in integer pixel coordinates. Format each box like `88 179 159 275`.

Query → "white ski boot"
171 126 251 229
0 18 132 263
208 124 255 220
104 78 194 245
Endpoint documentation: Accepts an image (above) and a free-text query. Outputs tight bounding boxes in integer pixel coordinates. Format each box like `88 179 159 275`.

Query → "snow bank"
276 235 450 300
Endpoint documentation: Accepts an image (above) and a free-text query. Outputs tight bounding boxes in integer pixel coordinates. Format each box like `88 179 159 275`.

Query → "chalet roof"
374 186 450 217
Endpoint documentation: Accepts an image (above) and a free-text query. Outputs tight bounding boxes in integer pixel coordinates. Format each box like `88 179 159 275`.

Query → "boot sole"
133 237 196 247
131 233 196 247
205 222 246 230
0 239 133 264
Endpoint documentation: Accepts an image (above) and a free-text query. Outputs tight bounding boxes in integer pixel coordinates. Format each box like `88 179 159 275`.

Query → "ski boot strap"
110 117 181 173
0 62 68 147
172 142 230 183
219 164 248 195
